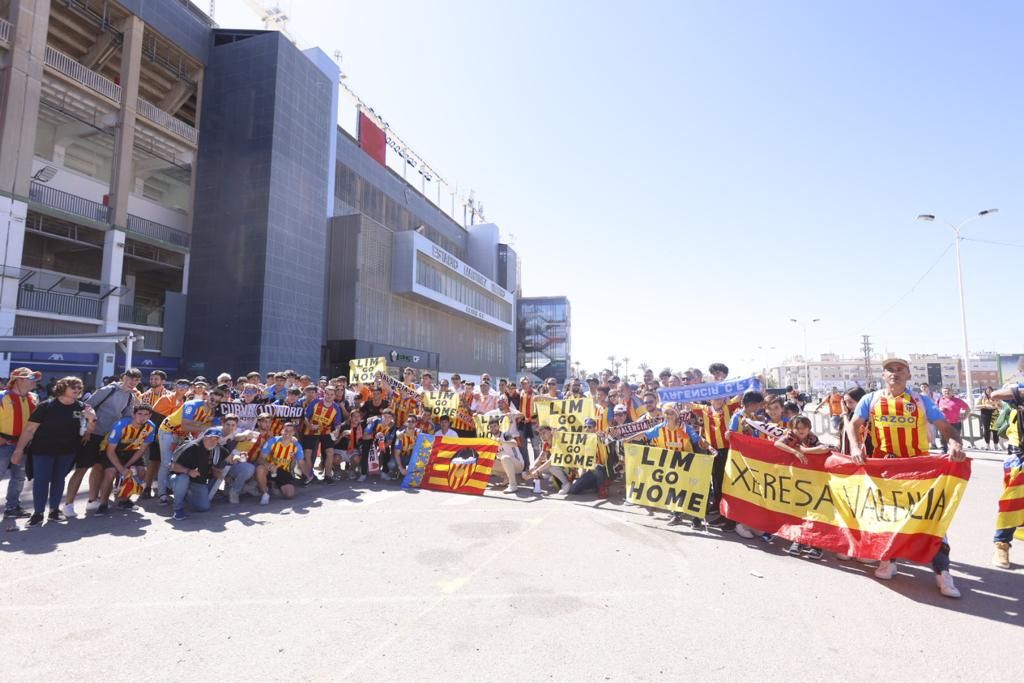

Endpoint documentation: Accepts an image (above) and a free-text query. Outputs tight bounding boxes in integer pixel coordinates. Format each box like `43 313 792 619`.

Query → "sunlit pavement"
1 446 1018 681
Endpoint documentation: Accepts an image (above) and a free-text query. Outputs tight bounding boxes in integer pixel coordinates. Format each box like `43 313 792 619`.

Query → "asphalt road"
1 447 1019 682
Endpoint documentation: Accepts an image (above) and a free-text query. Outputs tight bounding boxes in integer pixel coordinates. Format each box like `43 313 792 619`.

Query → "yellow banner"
550 431 599 469
349 357 387 385
624 444 714 517
725 446 968 536
423 391 458 419
538 397 594 432
474 413 511 437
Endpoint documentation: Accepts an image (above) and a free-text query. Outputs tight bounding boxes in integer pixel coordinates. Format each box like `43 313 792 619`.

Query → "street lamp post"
789 318 820 394
917 209 998 407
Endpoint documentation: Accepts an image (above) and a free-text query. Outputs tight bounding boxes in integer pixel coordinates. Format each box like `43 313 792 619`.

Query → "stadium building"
0 0 519 384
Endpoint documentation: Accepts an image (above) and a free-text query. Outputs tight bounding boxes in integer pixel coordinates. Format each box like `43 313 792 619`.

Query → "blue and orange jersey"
101 417 156 452
0 389 37 438
398 428 419 456
644 422 700 451
854 390 943 458
304 398 342 436
690 402 737 450
621 394 647 421
160 399 216 436
594 404 608 433
262 436 304 470
395 384 420 424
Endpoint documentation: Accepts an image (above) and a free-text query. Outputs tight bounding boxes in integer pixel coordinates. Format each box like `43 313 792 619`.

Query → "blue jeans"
0 443 26 511
157 432 179 495
171 474 212 512
31 453 76 514
228 462 256 493
994 528 1017 544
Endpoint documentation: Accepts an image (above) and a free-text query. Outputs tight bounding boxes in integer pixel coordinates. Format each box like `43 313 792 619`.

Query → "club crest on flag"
447 448 479 490
419 437 498 496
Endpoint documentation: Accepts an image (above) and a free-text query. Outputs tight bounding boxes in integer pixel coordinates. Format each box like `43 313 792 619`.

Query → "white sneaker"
358 474 367 482
503 484 517 494
874 560 897 580
63 503 77 518
259 492 270 505
734 523 755 539
936 571 961 598
558 484 571 495
85 499 101 512
228 490 240 504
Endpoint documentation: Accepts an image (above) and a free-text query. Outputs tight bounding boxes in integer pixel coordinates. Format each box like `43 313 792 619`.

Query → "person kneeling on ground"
522 426 570 494
169 427 224 520
258 422 305 502
773 415 831 559
566 418 611 497
487 417 523 493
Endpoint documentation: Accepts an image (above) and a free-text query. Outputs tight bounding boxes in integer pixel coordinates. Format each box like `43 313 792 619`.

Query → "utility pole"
861 334 873 389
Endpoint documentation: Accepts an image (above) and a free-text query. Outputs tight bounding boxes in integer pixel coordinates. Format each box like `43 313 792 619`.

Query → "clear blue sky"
213 0 1022 376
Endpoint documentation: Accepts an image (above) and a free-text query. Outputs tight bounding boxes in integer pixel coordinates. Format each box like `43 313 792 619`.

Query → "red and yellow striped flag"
997 456 1024 531
722 433 971 564
420 437 497 496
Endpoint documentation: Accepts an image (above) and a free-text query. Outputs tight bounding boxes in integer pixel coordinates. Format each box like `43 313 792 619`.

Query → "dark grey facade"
118 0 213 63
184 30 333 375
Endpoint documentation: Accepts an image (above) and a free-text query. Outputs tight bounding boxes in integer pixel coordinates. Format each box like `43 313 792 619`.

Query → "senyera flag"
722 433 971 564
419 437 497 496
996 454 1024 532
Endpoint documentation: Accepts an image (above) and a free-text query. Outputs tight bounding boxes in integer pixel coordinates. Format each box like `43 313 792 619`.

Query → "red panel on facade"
358 111 387 166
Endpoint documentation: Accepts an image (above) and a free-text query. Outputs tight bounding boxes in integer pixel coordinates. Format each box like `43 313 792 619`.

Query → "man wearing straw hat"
0 367 41 519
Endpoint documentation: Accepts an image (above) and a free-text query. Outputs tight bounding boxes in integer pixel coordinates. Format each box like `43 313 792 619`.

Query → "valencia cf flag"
420 437 498 496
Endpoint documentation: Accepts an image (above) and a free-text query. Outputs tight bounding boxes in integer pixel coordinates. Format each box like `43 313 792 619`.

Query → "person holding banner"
643 405 706 527
773 416 831 559
847 357 965 598
567 419 610 496
517 377 539 466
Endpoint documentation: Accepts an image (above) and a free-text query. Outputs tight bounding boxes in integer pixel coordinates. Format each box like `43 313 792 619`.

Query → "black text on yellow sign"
424 391 458 419
550 431 598 469
539 397 594 432
349 357 387 385
624 444 714 517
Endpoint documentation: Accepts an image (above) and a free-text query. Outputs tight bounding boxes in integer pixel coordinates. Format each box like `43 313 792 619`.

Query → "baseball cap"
881 357 910 370
613 404 628 414
584 418 597 427
586 374 599 382
202 427 222 439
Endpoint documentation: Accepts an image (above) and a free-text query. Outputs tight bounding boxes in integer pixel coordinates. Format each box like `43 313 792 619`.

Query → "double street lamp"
916 209 998 406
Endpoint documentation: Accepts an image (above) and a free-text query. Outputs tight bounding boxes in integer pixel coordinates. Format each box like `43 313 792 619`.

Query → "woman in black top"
12 377 95 526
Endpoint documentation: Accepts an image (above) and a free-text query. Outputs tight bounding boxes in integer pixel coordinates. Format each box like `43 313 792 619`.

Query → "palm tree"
607 355 616 373
622 356 630 381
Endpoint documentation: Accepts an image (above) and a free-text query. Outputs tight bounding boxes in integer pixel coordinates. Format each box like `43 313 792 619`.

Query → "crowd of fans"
1 358 1021 591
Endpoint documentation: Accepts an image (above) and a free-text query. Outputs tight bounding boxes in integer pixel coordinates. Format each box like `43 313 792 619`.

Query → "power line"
962 236 1024 249
858 241 953 332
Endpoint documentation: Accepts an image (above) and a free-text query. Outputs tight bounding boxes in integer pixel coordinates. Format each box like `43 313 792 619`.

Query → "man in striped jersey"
848 357 964 598
0 367 41 519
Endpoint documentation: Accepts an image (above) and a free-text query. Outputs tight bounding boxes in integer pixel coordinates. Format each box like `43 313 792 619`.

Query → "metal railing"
17 286 102 319
119 303 164 327
126 213 191 249
29 181 111 223
44 45 122 103
0 18 12 46
137 97 198 145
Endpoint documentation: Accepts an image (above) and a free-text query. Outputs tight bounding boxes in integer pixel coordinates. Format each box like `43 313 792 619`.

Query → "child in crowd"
774 415 831 559
522 425 570 494
782 401 801 422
